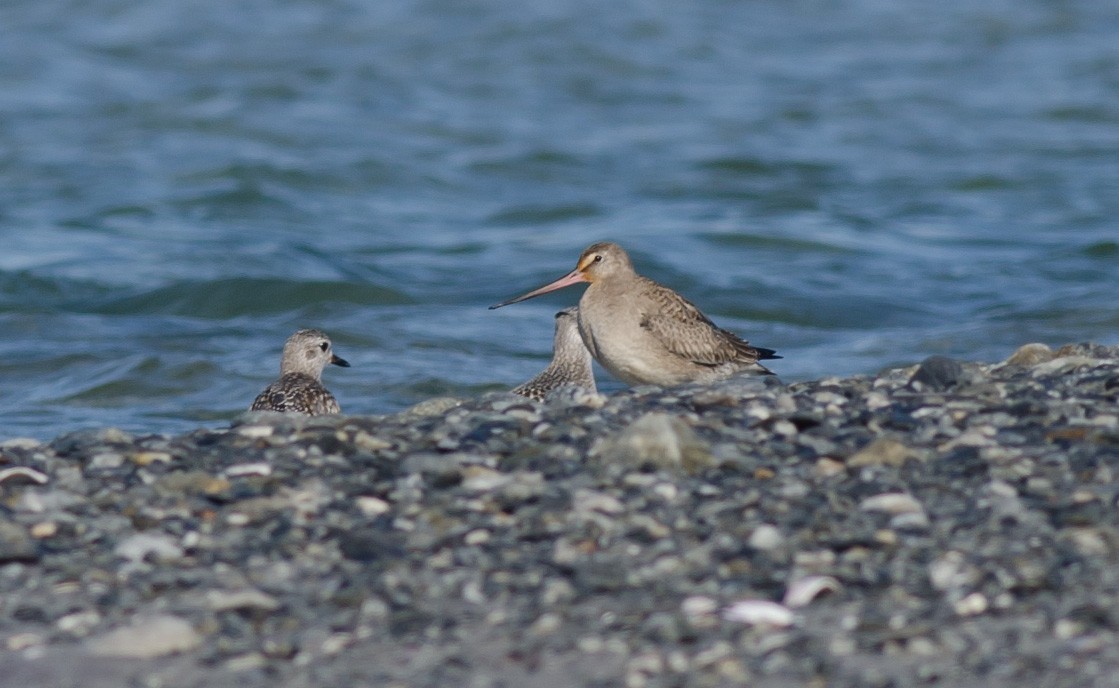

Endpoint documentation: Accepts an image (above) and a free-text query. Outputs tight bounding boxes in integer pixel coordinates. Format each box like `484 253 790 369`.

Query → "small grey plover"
250 329 350 415
512 307 596 401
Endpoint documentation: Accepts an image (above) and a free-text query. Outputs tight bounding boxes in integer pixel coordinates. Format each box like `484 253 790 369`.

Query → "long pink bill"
489 269 588 309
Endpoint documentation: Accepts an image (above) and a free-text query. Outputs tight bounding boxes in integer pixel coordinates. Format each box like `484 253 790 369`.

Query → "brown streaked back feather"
635 276 771 368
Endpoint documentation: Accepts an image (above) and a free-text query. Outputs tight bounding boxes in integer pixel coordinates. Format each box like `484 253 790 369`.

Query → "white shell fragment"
0 467 49 486
783 575 842 608
722 599 795 627
859 492 924 515
223 462 274 478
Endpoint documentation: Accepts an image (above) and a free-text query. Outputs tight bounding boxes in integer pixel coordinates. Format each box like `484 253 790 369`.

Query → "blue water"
1 0 1117 439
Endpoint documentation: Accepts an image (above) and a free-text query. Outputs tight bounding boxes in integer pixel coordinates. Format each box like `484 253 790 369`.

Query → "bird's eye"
593 254 603 263
320 342 329 352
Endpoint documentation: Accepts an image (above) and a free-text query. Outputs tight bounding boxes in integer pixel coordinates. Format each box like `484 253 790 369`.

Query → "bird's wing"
250 383 293 412
314 391 341 415
637 280 763 367
250 374 336 415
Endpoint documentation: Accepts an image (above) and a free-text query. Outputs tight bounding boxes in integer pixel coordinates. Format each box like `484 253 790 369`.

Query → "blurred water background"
0 0 1116 439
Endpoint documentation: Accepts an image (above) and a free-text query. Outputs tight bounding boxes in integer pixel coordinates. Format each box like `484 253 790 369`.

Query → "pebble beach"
2 341 1118 687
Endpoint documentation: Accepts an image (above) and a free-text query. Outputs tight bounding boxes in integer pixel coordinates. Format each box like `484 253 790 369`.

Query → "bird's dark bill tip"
488 293 532 309
331 355 351 367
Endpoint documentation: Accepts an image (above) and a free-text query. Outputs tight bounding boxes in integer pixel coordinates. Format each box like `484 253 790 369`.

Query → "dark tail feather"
754 346 781 361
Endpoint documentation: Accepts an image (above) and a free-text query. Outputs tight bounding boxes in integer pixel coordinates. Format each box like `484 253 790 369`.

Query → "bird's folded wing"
638 286 759 367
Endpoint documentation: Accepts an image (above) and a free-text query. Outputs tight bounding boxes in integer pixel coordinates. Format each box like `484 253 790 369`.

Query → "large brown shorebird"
250 329 350 415
511 307 597 401
491 242 779 386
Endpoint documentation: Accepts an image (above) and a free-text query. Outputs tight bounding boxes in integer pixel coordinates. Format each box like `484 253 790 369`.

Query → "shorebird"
250 329 350 415
491 242 779 386
511 307 597 401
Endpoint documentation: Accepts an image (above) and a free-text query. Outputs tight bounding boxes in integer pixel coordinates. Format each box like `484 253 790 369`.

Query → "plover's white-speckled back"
512 307 596 401
250 329 350 415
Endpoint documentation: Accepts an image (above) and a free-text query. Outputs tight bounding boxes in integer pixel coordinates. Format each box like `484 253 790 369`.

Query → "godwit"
250 329 350 415
491 242 779 386
511 307 597 401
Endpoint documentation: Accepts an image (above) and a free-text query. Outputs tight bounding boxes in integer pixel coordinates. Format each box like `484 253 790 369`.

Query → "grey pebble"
589 412 713 474
86 615 202 658
114 532 184 565
0 520 38 563
909 355 966 391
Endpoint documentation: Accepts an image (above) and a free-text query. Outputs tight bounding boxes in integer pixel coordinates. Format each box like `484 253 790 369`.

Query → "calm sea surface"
1 0 1117 439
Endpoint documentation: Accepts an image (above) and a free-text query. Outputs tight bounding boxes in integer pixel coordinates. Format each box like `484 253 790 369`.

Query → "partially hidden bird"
250 328 350 415
511 307 597 401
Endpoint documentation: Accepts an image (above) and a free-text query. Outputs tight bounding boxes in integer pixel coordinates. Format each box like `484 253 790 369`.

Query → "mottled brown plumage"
492 242 779 387
512 307 597 401
250 329 350 415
